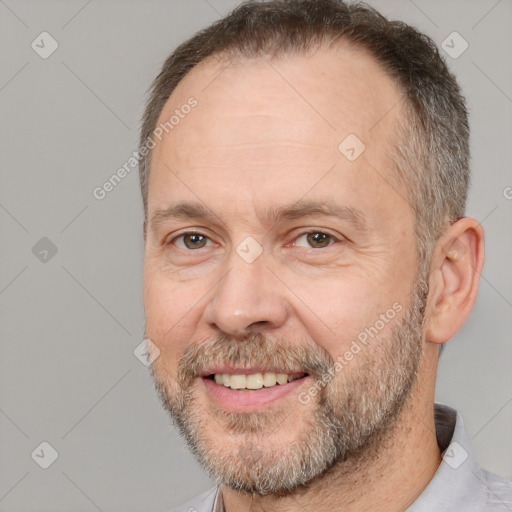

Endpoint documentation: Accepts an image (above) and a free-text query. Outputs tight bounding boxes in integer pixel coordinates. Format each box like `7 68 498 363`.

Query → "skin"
143 43 485 511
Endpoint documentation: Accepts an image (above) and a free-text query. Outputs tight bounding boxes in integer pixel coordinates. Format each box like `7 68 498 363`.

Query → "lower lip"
201 376 310 410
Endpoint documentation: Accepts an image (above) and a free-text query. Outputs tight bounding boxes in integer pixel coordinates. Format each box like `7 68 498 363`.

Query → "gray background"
0 0 511 510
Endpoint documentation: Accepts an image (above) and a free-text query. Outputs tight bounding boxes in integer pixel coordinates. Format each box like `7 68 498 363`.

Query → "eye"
173 232 213 250
294 231 336 249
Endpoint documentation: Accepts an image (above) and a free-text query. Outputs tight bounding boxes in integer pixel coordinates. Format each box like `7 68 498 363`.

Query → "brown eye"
305 232 332 248
182 233 208 249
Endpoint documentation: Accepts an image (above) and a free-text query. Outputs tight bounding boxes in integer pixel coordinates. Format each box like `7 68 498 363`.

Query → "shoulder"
480 469 512 510
172 486 219 512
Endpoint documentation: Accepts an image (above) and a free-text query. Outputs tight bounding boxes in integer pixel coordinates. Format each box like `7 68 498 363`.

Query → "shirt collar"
407 402 488 511
212 488 224 512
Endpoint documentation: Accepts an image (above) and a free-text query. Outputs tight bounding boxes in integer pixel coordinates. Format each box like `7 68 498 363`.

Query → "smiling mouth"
205 372 308 390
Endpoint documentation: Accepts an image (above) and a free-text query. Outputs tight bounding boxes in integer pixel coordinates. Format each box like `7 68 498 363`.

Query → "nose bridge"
207 249 288 336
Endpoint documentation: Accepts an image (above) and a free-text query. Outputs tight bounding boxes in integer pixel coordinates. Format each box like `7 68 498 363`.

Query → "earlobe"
425 218 485 344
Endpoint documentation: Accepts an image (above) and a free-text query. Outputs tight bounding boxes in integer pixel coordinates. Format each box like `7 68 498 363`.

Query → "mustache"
177 332 335 384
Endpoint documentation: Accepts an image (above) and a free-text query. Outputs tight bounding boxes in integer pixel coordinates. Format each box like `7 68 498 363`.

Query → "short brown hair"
139 0 469 272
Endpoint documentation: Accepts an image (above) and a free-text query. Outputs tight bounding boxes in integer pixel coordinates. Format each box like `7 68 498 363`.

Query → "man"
139 1 512 510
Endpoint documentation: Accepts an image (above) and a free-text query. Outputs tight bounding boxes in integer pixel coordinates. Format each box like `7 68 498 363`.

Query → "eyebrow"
149 199 367 234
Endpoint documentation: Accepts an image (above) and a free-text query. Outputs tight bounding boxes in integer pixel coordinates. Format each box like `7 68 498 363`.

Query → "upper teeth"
213 372 302 390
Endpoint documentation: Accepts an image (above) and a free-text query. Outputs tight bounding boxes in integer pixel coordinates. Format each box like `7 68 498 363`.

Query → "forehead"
161 44 399 134
148 43 409 227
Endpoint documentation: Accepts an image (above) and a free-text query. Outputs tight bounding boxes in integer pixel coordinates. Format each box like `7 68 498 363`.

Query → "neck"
222 346 442 512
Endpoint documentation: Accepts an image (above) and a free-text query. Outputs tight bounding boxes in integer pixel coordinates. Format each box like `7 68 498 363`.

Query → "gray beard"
149 278 427 496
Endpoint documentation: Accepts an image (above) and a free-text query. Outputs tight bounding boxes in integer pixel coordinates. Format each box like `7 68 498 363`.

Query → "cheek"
143 267 203 357
288 270 407 358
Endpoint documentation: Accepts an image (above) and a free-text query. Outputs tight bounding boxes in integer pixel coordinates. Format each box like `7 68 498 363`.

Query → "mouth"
200 368 310 410
205 371 307 390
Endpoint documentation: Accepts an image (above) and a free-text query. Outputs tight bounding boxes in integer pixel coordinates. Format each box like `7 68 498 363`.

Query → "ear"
424 217 485 344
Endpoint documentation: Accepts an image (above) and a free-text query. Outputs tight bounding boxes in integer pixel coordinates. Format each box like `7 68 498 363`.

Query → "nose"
203 254 289 338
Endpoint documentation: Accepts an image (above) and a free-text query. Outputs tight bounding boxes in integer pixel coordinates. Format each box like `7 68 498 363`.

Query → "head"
140 0 484 497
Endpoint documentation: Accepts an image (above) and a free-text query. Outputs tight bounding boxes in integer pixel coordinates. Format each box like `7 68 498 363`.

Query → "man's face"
143 45 425 494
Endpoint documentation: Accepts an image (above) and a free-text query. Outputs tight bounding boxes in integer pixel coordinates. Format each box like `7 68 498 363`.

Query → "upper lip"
200 366 307 377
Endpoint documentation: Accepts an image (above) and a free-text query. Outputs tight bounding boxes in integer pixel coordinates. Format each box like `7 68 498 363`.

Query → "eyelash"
167 230 342 249
168 231 214 249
